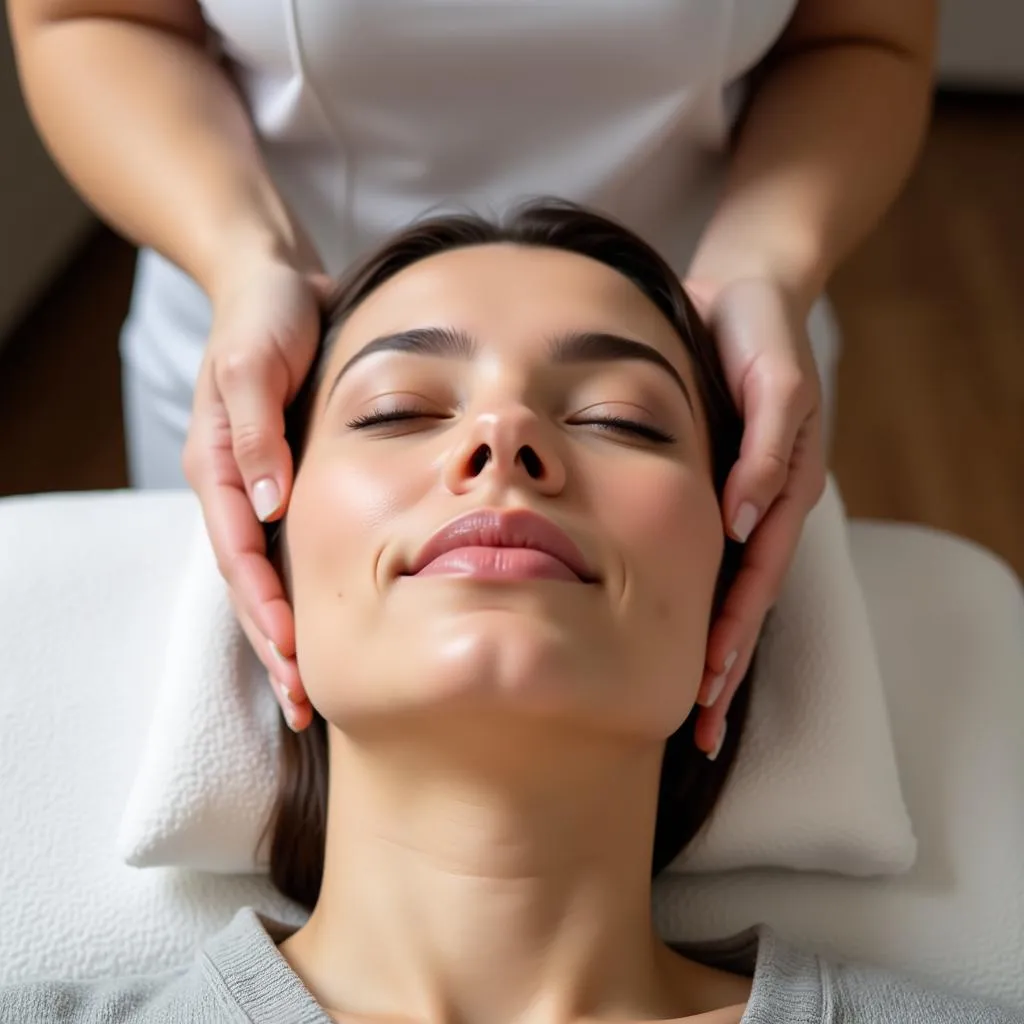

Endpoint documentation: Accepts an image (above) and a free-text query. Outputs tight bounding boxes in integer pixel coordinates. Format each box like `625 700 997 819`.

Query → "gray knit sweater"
2 908 1021 1022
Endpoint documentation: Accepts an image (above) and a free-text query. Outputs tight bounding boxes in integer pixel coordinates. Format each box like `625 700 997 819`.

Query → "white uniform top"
120 0 832 486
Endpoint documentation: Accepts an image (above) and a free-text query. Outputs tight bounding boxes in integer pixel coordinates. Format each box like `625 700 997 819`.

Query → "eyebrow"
326 325 694 413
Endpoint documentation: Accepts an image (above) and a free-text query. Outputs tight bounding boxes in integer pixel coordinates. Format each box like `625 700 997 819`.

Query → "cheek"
601 462 723 697
648 476 722 608
288 457 395 589
285 448 431 662
605 463 723 596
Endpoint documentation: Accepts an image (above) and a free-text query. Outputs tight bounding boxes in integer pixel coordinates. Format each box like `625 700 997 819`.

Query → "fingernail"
732 502 759 543
699 673 727 708
707 719 728 762
283 704 300 732
252 478 281 522
271 670 302 709
269 640 290 664
723 649 738 673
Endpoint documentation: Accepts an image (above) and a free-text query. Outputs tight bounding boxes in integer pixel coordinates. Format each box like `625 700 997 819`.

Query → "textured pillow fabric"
115 475 916 877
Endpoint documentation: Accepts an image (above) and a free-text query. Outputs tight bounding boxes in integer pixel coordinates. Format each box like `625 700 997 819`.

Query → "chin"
421 612 589 709
304 604 695 740
314 611 608 729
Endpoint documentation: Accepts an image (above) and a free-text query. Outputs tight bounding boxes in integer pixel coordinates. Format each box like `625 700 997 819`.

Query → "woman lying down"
5 201 1019 1023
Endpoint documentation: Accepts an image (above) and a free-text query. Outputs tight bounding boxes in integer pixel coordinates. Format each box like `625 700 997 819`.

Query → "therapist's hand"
182 256 331 733
685 276 827 757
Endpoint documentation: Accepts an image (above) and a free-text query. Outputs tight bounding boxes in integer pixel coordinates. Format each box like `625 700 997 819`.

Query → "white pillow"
115 475 917 876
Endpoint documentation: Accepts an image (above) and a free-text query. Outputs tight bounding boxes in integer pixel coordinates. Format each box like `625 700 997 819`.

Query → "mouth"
404 508 600 584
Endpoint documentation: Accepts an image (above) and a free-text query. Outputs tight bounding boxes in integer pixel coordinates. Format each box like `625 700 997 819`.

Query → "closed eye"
573 416 676 444
348 409 676 444
346 407 445 430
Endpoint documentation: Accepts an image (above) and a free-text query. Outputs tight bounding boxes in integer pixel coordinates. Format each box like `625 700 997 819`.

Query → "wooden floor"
1 93 1021 581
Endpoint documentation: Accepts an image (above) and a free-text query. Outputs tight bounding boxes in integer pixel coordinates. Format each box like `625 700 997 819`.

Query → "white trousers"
121 249 842 491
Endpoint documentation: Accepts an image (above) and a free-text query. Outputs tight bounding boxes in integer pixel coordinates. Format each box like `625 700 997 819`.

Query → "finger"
708 421 826 683
694 625 759 755
709 487 807 678
233 592 313 732
214 346 295 525
214 502 294 649
235 595 313 733
188 378 295 649
692 479 819 753
694 677 736 756
723 366 811 543
230 585 308 704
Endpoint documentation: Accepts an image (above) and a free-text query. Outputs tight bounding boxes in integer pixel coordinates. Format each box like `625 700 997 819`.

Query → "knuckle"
773 370 805 406
217 551 246 588
216 348 266 390
756 449 790 486
213 550 233 581
232 422 272 464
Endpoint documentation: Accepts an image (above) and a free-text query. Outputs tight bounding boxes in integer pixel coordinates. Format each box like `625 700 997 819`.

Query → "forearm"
689 16 936 311
8 6 310 296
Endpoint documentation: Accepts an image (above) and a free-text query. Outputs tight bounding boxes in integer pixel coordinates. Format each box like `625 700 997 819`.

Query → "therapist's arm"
688 0 937 308
687 0 936 756
8 0 321 731
6 0 311 292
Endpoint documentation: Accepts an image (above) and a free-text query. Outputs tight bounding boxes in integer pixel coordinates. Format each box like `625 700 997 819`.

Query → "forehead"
330 244 683 357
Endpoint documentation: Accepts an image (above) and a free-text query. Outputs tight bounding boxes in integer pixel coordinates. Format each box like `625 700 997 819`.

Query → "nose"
442 405 566 496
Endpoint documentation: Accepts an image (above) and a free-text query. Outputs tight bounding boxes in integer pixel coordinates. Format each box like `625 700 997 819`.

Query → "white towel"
117 475 917 876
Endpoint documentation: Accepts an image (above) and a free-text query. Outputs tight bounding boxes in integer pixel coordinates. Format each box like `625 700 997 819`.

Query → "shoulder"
0 960 221 1023
0 907 291 1023
741 928 1023 1023
820 953 1024 1023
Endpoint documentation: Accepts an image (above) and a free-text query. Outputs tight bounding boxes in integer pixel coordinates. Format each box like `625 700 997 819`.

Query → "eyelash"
345 408 676 444
575 415 676 444
345 408 431 429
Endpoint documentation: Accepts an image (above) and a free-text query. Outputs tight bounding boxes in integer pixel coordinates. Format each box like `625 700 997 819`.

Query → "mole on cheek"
652 593 674 623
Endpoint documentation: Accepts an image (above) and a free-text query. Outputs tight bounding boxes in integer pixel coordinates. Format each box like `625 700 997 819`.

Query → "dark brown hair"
260 199 754 911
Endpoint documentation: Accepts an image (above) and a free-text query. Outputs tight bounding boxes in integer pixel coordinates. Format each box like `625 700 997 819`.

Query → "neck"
279 713 698 1024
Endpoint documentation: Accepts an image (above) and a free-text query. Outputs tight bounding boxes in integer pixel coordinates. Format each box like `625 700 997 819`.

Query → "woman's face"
286 244 724 740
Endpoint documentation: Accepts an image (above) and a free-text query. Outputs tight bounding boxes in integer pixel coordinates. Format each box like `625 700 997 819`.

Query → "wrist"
198 196 322 302
201 230 293 300
687 225 826 318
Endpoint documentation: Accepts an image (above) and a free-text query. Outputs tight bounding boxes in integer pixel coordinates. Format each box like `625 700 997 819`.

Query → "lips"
405 508 598 583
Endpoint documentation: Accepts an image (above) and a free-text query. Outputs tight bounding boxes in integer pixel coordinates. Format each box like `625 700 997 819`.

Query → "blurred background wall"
0 0 1021 580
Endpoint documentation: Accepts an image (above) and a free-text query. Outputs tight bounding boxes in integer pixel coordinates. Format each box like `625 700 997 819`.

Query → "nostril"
469 444 491 476
518 446 544 480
